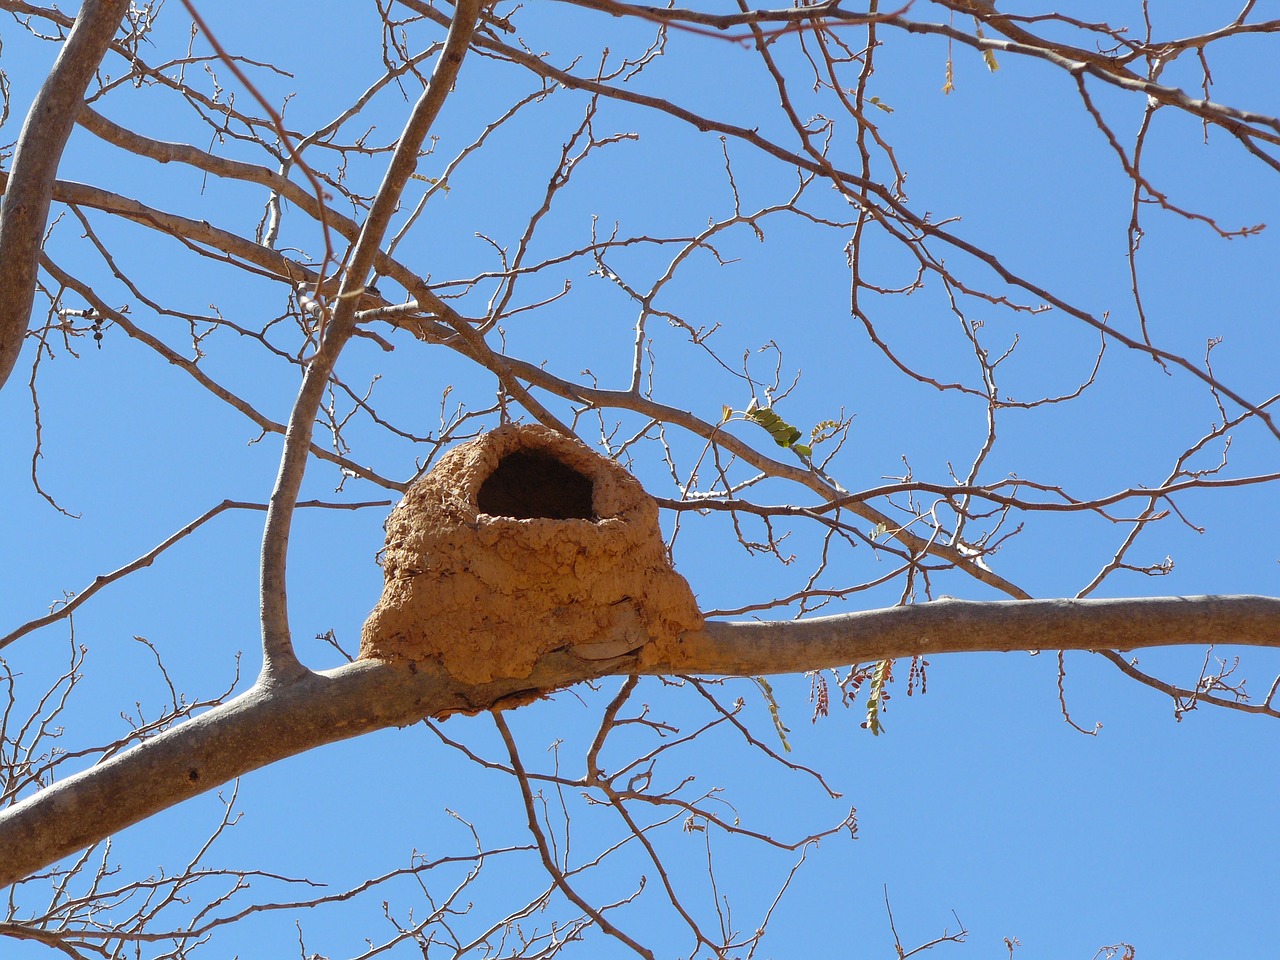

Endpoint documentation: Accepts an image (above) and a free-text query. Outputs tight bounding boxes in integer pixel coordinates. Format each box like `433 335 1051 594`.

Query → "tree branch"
255 0 482 682
647 595 1280 675
0 652 606 892
0 0 129 392
1 499 390 652
37 257 406 491
2 594 1278 889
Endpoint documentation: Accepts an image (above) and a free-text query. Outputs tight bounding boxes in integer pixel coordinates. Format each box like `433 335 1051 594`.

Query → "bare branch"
1 499 390 651
2 594 1278 887
0 0 129 391
247 0 483 681
645 595 1280 676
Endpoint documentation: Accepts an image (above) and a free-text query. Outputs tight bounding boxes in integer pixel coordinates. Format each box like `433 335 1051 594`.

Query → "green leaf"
746 406 803 448
742 405 819 462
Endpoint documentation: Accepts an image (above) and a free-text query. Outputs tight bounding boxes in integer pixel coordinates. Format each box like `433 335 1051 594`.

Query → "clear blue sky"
2 2 1278 957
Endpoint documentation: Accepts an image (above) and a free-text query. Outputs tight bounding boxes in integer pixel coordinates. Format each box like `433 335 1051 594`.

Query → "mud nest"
360 425 704 684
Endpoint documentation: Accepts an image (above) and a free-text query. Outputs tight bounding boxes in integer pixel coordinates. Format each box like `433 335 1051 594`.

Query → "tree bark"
1 594 1278 889
256 0 482 681
640 595 1280 675
0 0 129 391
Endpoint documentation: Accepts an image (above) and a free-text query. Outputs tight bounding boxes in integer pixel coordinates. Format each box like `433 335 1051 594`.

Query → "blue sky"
2 2 1279 957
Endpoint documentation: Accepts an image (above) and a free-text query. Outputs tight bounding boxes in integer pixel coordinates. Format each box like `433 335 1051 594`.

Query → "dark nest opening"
476 449 596 520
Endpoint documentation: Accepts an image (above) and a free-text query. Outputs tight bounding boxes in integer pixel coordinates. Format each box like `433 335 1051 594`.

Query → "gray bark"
0 0 128 390
1 593 1278 890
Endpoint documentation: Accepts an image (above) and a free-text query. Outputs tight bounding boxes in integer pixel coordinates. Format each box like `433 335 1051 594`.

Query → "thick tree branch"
0 0 128 392
0 652 608 892
647 595 1280 675
256 0 482 681
1 594 1277 889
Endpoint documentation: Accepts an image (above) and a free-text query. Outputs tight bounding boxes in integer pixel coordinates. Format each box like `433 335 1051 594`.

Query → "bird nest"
360 425 704 684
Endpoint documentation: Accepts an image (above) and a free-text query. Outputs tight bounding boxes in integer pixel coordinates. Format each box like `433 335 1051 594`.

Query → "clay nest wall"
360 425 705 685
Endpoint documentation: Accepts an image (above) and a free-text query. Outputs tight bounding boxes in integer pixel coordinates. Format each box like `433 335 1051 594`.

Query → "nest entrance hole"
476 449 596 520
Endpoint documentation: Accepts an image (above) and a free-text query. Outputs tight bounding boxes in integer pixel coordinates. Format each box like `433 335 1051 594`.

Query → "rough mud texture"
360 425 704 684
